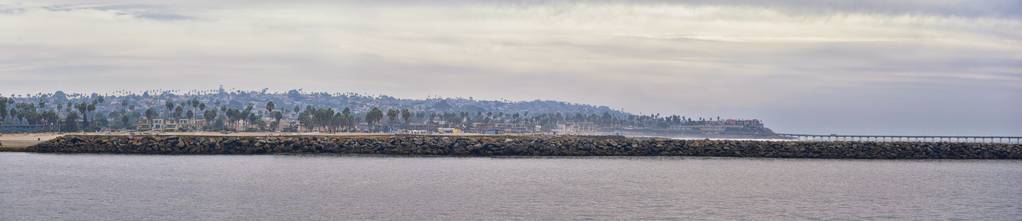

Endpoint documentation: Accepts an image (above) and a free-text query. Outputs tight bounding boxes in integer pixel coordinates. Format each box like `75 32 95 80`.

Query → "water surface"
2 153 1020 220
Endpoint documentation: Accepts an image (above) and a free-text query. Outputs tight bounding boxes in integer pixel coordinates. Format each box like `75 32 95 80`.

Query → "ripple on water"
1 153 1021 220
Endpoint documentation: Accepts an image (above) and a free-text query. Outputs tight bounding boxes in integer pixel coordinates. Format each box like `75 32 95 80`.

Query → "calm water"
2 153 1020 220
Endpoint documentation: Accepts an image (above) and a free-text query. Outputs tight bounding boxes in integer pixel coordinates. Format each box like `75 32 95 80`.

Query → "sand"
0 133 64 151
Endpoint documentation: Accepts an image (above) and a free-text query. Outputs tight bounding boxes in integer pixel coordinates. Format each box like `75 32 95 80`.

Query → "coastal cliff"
27 135 1022 159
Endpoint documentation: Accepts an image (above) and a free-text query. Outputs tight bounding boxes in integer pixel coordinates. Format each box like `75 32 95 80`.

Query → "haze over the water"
1 0 1019 135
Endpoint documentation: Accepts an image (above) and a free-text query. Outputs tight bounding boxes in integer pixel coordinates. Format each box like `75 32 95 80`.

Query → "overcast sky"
1 0 1020 135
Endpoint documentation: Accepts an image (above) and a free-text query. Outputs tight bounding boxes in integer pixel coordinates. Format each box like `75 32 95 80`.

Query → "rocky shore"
24 135 1022 159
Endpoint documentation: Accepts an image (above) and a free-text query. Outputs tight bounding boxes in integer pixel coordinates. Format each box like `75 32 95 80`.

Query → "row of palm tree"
4 93 745 133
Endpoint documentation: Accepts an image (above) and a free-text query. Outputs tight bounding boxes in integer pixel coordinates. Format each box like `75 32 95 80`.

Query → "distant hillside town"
0 87 775 137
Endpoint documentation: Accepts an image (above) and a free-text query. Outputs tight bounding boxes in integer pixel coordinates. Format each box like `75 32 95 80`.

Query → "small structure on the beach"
436 127 463 134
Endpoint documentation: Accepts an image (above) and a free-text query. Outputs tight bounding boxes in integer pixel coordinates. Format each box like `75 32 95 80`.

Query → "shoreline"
22 134 1022 159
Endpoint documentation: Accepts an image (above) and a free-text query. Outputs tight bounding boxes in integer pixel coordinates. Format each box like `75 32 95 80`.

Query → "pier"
778 134 1022 144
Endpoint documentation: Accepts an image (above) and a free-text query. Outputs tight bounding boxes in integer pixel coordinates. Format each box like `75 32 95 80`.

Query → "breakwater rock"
28 135 1022 159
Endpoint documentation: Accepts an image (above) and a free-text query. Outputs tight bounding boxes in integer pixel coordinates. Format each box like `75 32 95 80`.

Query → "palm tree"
225 108 240 129
174 106 184 119
386 109 398 125
165 101 175 118
62 112 80 132
74 102 91 131
203 109 217 130
341 107 353 131
86 103 96 131
265 101 275 114
145 108 158 120
401 109 411 125
366 107 384 130
271 111 283 132
120 113 131 130
189 99 200 119
0 96 11 125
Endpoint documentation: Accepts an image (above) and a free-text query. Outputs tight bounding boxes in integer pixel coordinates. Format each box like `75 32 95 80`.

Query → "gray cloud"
0 0 1019 135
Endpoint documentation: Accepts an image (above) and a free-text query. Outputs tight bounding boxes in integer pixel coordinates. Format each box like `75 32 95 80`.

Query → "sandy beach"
0 133 64 151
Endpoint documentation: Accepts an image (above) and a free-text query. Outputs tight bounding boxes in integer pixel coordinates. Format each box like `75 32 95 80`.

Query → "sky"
1 0 1020 135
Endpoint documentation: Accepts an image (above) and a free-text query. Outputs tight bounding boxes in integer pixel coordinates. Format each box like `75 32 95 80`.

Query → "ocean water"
1 153 1020 220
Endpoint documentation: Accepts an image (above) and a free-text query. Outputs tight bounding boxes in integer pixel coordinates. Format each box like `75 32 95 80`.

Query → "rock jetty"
27 135 1022 159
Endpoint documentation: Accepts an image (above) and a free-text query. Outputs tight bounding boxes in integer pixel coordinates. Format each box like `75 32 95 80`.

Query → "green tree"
401 109 411 124
95 113 110 130
165 101 175 113
145 108 158 120
0 96 11 124
265 101 275 114
187 99 200 119
62 112 80 132
42 111 59 130
386 109 398 124
13 103 41 125
203 109 218 130
225 108 240 129
87 103 96 130
271 111 283 131
366 107 384 129
341 107 353 130
74 102 91 131
108 111 123 129
243 104 254 118
120 113 131 129
174 106 184 119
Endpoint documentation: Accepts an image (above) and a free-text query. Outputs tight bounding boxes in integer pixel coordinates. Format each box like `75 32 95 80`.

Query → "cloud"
0 0 1019 135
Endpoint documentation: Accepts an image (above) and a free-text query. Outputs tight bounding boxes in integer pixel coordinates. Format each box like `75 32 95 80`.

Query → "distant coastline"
22 134 1022 159
0 90 775 138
